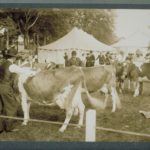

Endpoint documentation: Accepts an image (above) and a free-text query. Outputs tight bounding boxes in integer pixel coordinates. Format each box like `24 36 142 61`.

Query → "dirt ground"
0 84 150 142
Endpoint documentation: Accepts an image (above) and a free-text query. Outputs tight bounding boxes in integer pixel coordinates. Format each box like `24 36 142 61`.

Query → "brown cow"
11 65 109 132
46 64 121 112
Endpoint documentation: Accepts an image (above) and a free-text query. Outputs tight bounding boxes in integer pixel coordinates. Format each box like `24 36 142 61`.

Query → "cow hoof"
59 128 65 133
22 122 27 126
133 95 138 97
75 125 82 129
111 110 116 113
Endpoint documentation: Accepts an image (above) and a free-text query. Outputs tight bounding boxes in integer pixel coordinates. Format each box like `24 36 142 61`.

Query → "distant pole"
85 109 96 142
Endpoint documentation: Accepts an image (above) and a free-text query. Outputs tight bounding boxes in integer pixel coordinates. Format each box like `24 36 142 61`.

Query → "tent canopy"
39 27 115 52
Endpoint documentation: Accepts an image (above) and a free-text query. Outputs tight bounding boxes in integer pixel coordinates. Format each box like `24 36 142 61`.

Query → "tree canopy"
0 8 117 50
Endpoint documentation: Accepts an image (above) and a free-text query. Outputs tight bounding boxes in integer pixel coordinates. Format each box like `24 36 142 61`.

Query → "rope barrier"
0 115 77 127
96 126 150 138
0 115 150 138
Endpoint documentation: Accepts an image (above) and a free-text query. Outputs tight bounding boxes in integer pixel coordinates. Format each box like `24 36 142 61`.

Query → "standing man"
105 52 111 65
67 51 82 67
81 53 86 67
85 53 90 67
0 48 19 133
90 51 95 67
89 51 95 67
64 52 69 67
96 52 105 65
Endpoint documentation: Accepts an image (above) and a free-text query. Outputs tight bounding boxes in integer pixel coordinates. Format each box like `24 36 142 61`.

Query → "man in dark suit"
0 48 19 133
89 51 95 67
67 51 82 67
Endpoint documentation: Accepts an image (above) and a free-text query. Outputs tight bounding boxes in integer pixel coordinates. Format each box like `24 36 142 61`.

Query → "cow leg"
118 80 124 93
74 85 85 128
139 82 143 95
128 79 131 90
133 81 137 91
73 107 79 116
77 98 85 128
121 81 125 89
21 95 30 125
118 82 122 93
104 93 109 109
59 82 81 132
120 81 125 93
59 108 73 132
133 82 140 97
110 87 118 112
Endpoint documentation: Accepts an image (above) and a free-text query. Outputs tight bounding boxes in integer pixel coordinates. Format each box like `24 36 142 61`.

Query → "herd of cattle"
9 59 150 132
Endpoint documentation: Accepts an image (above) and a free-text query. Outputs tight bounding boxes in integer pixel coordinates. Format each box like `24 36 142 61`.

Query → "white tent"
38 27 115 64
112 31 150 56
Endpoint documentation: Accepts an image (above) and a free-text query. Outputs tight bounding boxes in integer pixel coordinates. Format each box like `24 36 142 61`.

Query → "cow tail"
82 79 106 110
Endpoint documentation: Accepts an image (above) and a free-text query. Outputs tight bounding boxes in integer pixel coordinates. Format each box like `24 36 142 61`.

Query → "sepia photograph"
0 8 150 142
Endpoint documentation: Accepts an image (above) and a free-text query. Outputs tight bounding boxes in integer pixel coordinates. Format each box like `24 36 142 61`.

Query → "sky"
114 9 150 38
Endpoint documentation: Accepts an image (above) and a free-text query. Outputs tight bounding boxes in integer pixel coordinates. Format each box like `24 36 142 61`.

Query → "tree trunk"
24 30 29 49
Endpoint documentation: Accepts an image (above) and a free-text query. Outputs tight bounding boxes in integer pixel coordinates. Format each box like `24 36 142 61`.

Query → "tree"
33 9 117 45
0 8 117 50
4 8 40 49
0 10 18 49
66 9 117 44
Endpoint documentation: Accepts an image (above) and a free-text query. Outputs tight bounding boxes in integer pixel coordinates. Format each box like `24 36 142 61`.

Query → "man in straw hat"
0 48 20 133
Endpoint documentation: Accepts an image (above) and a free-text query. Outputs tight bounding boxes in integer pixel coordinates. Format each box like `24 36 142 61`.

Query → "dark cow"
113 61 125 93
122 61 150 97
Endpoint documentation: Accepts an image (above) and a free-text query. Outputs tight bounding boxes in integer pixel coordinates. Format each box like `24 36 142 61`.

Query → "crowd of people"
64 50 115 67
64 49 150 68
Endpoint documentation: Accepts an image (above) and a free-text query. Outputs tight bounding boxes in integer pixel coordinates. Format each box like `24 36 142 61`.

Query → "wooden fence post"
85 109 96 142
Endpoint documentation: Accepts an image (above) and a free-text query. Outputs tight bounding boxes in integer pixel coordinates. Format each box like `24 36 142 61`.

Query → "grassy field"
0 87 150 141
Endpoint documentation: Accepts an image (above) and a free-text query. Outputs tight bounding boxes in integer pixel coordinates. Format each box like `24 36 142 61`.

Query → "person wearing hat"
88 50 95 67
67 51 82 67
96 52 105 65
85 53 90 67
0 48 20 133
64 52 69 67
105 52 111 65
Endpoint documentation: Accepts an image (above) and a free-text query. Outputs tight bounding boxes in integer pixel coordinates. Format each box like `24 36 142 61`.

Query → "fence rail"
1 113 150 141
